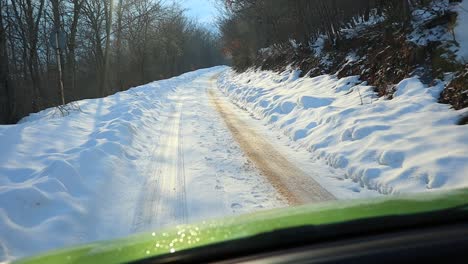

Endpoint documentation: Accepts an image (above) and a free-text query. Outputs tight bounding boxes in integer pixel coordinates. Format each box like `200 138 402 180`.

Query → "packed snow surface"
218 69 468 195
0 67 286 262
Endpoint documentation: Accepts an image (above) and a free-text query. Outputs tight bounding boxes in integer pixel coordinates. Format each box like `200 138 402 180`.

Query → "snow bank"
218 69 468 195
0 67 223 261
453 0 468 62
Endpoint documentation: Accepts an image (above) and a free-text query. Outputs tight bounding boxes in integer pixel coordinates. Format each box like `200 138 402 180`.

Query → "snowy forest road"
132 70 335 232
131 70 287 232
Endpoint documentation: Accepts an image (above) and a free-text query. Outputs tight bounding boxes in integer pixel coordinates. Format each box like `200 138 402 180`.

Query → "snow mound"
0 66 225 262
218 69 468 195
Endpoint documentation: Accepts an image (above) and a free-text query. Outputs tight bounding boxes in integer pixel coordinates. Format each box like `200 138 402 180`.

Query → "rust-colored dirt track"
208 86 335 206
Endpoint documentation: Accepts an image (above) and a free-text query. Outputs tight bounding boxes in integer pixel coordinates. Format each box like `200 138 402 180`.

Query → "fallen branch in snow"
54 101 82 118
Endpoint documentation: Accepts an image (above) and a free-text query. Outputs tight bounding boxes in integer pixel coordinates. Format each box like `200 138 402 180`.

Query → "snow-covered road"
132 71 294 233
0 66 378 261
132 98 187 232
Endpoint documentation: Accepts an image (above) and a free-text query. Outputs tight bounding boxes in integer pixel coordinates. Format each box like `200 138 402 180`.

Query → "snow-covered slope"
218 69 468 195
0 69 210 260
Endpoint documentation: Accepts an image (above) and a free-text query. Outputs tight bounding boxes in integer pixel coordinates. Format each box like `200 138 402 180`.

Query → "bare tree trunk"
83 0 106 97
11 0 45 112
51 0 65 105
67 0 84 97
95 29 104 95
42 9 50 94
115 0 124 91
0 0 13 123
102 0 113 96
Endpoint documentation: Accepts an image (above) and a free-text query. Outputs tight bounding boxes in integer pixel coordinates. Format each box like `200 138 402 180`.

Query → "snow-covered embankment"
218 69 468 194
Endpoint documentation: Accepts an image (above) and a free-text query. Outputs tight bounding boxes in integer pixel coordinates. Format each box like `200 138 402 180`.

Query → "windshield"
0 0 467 262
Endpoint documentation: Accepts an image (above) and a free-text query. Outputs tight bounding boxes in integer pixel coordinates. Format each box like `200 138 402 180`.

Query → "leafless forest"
218 0 440 70
0 0 224 123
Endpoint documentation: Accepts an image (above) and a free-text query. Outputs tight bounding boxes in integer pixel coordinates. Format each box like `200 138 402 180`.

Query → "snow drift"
0 67 223 261
218 69 468 195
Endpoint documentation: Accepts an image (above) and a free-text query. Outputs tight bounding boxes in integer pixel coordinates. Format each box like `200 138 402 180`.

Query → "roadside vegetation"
218 0 468 123
0 0 225 123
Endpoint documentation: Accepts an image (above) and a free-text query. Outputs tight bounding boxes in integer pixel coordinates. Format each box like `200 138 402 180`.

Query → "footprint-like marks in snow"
231 203 242 209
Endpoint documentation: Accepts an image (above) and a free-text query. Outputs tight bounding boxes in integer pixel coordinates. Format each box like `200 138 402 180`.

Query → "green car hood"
15 189 468 264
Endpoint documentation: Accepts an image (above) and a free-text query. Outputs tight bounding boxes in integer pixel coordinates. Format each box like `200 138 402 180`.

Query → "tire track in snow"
131 113 169 232
132 99 187 232
176 101 188 224
209 86 335 205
